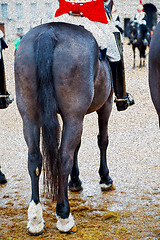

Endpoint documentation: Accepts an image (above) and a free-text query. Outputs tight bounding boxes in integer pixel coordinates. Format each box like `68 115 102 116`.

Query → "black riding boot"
99 48 107 61
110 32 135 111
109 60 135 111
0 55 13 109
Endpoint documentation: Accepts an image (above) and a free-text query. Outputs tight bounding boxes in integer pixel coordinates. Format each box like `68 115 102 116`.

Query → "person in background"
134 0 147 25
54 0 134 111
14 32 23 53
128 0 149 46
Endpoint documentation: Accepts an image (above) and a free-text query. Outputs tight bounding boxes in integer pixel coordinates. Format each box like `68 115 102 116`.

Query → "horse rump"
149 22 160 127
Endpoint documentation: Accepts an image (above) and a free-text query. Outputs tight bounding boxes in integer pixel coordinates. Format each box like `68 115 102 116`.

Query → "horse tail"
34 27 60 200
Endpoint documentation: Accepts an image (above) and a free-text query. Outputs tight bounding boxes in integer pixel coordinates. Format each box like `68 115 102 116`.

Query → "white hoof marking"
56 213 75 232
27 200 45 235
100 183 112 190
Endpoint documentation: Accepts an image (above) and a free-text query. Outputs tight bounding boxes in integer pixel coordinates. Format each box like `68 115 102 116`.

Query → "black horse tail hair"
34 27 60 201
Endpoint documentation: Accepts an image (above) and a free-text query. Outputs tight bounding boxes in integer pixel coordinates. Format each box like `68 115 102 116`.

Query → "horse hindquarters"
149 59 160 128
149 23 160 128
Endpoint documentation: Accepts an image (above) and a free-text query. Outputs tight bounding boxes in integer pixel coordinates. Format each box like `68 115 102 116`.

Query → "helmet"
137 0 144 12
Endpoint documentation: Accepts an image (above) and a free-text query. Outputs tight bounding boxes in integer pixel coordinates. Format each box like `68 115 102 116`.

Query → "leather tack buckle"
69 11 83 16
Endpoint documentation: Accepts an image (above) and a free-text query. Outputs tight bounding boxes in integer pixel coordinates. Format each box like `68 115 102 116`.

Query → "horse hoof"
27 201 45 235
67 225 77 233
56 213 76 233
99 176 114 191
68 180 83 192
100 183 115 191
69 186 83 192
28 227 46 236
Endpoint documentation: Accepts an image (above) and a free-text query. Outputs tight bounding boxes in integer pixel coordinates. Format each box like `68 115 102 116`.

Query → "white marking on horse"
56 213 75 232
27 200 45 234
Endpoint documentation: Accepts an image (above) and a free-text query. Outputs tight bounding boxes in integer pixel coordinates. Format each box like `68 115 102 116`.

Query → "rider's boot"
99 48 107 61
0 55 13 109
109 60 135 111
110 32 135 111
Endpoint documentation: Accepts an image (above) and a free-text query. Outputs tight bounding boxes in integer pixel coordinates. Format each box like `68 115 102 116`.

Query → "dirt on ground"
0 39 160 240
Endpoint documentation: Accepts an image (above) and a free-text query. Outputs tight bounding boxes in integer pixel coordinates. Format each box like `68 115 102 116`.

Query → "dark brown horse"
149 21 160 127
14 22 113 235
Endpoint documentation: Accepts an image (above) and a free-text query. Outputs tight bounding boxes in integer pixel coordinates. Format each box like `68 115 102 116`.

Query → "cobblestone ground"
0 39 160 240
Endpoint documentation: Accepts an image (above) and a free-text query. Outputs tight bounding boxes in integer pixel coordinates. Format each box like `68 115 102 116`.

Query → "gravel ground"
0 39 160 239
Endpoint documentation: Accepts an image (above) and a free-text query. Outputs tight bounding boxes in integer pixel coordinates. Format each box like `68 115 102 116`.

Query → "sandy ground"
0 39 160 240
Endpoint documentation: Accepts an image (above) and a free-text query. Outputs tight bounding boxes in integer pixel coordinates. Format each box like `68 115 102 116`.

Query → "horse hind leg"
23 118 45 235
143 58 145 67
56 119 83 233
132 47 136 69
139 58 142 68
97 98 114 191
68 141 83 192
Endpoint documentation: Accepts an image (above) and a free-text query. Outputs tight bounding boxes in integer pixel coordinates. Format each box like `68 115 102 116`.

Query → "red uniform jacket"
55 0 108 24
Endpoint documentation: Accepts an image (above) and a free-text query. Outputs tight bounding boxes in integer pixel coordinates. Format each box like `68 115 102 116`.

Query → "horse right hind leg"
97 98 113 191
22 117 45 235
68 141 83 192
56 119 83 233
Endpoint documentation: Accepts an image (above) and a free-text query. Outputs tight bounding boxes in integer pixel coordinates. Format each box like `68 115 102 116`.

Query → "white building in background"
0 0 160 41
0 0 58 41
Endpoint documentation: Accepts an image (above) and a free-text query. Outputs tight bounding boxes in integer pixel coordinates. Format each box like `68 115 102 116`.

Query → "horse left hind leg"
97 99 113 191
23 118 45 235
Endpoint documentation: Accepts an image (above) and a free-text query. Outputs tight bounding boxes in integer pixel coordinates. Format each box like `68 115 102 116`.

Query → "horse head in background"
127 20 150 69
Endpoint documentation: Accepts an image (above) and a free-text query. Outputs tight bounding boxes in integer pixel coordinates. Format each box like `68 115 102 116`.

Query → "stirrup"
114 93 135 111
6 92 14 105
0 92 14 109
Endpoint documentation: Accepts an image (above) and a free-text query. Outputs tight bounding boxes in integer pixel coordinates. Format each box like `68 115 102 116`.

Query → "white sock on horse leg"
56 213 75 232
27 200 45 234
